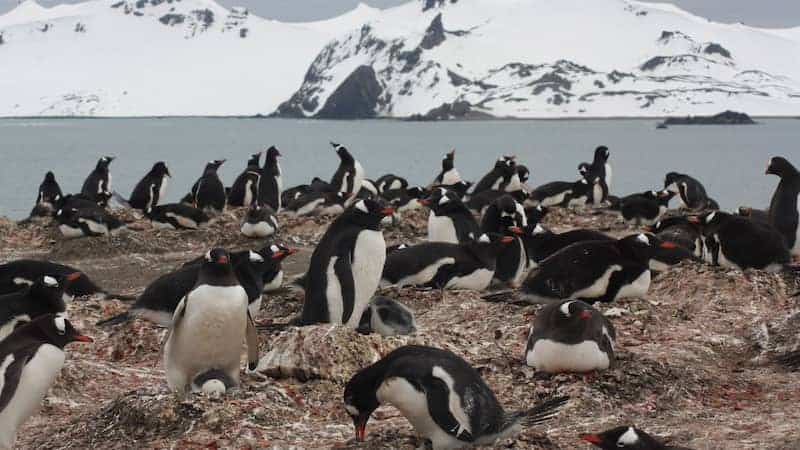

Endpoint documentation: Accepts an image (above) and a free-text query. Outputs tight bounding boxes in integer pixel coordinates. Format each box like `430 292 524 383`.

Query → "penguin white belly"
592 183 603 205
352 161 365 195
441 169 461 186
604 164 613 190
318 205 345 216
526 339 610 373
166 212 198 229
428 213 458 244
571 265 622 299
152 220 176 230
58 224 85 239
264 271 284 292
325 257 344 325
79 218 109 235
0 314 30 341
165 285 248 393
248 296 262 318
398 199 421 213
615 269 651 299
504 174 522 192
510 240 528 287
243 180 254 207
132 308 174 327
386 257 455 288
0 345 64 449
377 377 466 450
648 259 670 272
347 230 386 328
241 221 275 238
158 176 169 206
568 195 588 208
541 191 571 207
446 268 494 291
295 198 324 217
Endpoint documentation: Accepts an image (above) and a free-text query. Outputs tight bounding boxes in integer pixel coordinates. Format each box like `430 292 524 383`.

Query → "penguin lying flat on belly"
620 190 675 226
664 172 713 211
55 207 125 238
30 171 63 217
645 216 702 255
737 206 770 224
164 248 258 397
300 199 393 327
287 191 347 217
382 186 427 213
582 426 694 450
258 146 283 211
689 211 790 272
357 296 417 336
527 178 591 208
381 234 513 291
0 274 79 341
423 188 480 244
129 162 171 211
228 152 262 208
375 174 408 194
281 184 312 207
0 259 126 300
0 315 92 450
431 150 461 187
241 204 279 238
147 203 209 230
519 224 613 267
80 156 114 204
766 156 800 257
189 160 227 212
525 300 615 373
343 345 568 450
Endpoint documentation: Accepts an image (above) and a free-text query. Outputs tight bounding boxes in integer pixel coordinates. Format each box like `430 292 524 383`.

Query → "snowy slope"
277 0 800 118
0 0 374 116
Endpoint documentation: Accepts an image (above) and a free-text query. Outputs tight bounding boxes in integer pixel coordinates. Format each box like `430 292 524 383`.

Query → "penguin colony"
2 143 799 449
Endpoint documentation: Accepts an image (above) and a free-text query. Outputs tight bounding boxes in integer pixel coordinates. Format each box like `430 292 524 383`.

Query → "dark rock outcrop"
703 43 732 59
407 101 493 121
315 66 382 119
420 13 446 50
663 110 756 125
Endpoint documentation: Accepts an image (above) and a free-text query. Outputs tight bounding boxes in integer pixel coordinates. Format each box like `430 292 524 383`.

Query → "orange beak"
72 335 94 343
509 227 524 235
217 256 228 264
579 310 592 320
501 236 515 244
381 207 396 216
687 216 701 224
581 434 602 444
66 272 82 282
659 241 678 250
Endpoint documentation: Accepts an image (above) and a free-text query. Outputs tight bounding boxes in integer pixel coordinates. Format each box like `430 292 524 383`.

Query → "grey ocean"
1 118 798 219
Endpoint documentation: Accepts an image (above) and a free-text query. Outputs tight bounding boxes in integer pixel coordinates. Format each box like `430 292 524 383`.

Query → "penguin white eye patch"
44 276 59 287
54 315 66 334
478 234 490 243
705 211 716 223
270 245 280 252
636 234 650 245
439 196 450 205
355 200 369 213
249 251 264 263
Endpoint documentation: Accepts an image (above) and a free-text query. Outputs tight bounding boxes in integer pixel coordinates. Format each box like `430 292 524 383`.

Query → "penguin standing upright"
258 146 283 211
0 314 92 450
80 156 114 204
0 274 79 341
582 146 612 190
432 150 461 186
190 160 227 212
228 152 262 208
664 172 713 211
300 199 393 327
343 345 568 449
423 188 480 244
30 172 63 217
330 143 365 200
766 156 800 257
164 248 258 397
472 156 516 195
480 195 528 287
129 162 171 211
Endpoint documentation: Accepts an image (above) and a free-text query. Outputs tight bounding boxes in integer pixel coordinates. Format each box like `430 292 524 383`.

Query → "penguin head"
28 274 78 316
525 204 549 226
578 163 591 176
581 426 661 450
617 233 655 263
203 159 225 175
594 146 610 162
689 210 725 228
261 244 297 262
331 142 354 162
44 171 57 183
472 233 515 253
766 156 798 178
96 156 115 170
553 300 595 329
28 313 93 349
152 161 171 177
521 223 550 237
95 191 112 207
349 199 395 227
516 164 530 183
663 171 682 189
421 188 461 213
266 146 281 161
343 369 382 442
657 189 676 203
247 152 261 168
442 150 456 170
204 248 232 269
501 156 517 175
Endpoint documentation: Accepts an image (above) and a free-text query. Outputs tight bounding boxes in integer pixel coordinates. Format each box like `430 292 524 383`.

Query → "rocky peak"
420 13 445 50
422 0 459 12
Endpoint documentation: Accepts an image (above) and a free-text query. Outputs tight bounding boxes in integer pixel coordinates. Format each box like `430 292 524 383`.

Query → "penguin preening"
80 156 114 204
343 345 568 449
164 248 258 397
432 150 461 187
30 171 63 217
0 314 92 450
766 156 800 257
129 162 171 211
330 142 365 199
228 152 262 208
300 199 392 327
357 296 417 336
241 204 279 238
190 160 227 212
472 156 517 195
664 172 714 211
525 300 615 373
0 274 79 341
376 174 408 194
423 188 480 244
147 203 209 230
582 426 693 450
258 146 283 211
619 190 675 226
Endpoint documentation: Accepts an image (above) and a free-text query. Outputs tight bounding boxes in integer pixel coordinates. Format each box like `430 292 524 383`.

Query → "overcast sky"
1 0 798 28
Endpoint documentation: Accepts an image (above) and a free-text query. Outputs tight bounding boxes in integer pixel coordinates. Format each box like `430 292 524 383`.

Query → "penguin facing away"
31 171 63 216
472 156 516 195
129 161 171 211
80 156 114 203
664 172 713 211
343 345 568 449
55 207 125 239
525 300 615 373
582 426 693 450
432 150 461 187
619 190 675 226
300 199 393 327
357 296 417 337
164 248 258 397
766 156 800 256
0 314 92 450
190 160 227 212
258 146 283 211
0 274 79 341
228 152 262 208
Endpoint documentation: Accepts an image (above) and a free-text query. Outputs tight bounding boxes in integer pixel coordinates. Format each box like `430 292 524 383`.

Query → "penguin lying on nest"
0 259 132 300
356 296 417 337
582 425 694 449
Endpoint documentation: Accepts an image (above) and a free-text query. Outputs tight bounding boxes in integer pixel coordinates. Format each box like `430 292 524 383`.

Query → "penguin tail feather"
511 395 570 427
96 311 131 327
774 350 800 369
481 290 516 303
102 291 137 301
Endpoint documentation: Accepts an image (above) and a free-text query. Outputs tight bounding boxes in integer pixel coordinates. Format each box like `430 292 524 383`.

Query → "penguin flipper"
0 353 29 412
334 251 357 324
245 311 259 371
425 264 458 289
423 375 475 443
171 297 187 327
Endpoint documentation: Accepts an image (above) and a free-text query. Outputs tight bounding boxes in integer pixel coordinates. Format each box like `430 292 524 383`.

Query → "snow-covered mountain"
1 0 799 118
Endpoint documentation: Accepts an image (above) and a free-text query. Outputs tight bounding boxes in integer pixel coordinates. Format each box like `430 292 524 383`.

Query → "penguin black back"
80 156 114 203
258 146 283 211
129 162 171 211
766 156 800 254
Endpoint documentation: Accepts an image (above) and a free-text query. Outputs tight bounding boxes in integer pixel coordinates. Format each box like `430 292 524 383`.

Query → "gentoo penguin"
241 204 279 238
190 159 226 212
689 211 790 271
381 234 513 290
435 180 473 201
30 172 62 217
465 188 526 215
129 161 171 211
55 192 111 212
343 345 568 449
357 296 417 336
766 156 800 257
356 179 379 200
619 190 675 226
582 426 693 450
527 179 592 208
330 142 365 199
375 174 408 194
164 248 258 397
423 188 480 244
587 175 609 206
525 300 615 373
514 234 657 304
80 156 114 204
0 314 92 450
664 172 713 211
281 184 312 207
520 224 613 267
737 206 770 224
300 199 393 327
472 156 517 195
644 233 696 272
228 152 262 208
480 195 528 287
382 186 427 213
517 164 531 190
0 260 125 299
525 204 549 226
0 274 78 340
581 146 612 190
287 191 348 217
258 146 283 211
147 203 209 230
645 216 702 255
432 150 461 186
55 207 125 238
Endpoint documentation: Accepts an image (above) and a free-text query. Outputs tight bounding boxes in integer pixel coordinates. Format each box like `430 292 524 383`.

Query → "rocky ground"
2 205 800 450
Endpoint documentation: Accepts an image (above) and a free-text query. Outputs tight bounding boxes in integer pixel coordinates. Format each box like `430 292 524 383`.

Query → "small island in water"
658 110 756 128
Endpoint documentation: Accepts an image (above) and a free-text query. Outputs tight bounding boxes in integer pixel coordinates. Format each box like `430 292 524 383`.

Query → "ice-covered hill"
1 0 799 118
